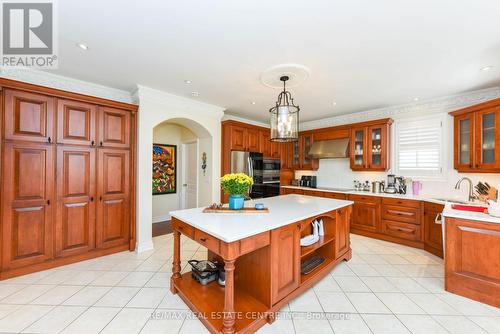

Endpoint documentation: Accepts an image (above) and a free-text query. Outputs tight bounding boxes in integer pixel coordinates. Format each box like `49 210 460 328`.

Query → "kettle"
372 181 385 193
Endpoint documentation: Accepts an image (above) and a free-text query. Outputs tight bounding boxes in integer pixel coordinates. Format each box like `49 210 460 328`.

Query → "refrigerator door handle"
248 157 253 194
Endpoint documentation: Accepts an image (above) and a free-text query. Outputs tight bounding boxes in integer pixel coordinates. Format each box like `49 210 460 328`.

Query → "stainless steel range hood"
308 138 349 159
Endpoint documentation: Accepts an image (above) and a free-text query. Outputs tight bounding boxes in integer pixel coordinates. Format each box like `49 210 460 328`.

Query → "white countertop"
170 194 353 243
281 185 458 205
442 203 500 224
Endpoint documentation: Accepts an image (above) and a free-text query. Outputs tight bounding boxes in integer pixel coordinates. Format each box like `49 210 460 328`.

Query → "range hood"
308 138 349 159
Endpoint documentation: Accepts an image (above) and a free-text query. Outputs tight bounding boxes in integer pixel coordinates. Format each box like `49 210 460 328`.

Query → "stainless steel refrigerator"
230 151 264 198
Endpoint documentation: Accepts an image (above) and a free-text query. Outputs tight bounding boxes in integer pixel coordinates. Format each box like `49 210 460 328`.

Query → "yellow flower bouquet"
220 173 254 209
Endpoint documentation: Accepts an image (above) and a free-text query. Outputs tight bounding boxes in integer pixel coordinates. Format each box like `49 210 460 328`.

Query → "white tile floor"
0 233 498 334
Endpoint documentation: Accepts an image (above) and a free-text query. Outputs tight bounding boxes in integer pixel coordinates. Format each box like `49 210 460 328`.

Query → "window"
395 116 444 178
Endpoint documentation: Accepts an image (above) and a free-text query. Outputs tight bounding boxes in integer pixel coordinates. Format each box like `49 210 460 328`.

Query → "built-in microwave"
262 159 280 183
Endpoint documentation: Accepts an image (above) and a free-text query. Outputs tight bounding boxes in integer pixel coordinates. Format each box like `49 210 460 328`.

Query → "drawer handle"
200 238 207 242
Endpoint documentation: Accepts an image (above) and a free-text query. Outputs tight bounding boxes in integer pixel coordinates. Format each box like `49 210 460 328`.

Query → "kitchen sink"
430 198 471 205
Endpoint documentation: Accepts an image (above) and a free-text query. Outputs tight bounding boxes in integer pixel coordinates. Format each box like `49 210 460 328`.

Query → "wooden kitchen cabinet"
57 99 97 146
271 223 300 303
423 202 444 258
1 142 54 270
4 89 55 143
56 146 96 257
335 206 351 259
350 119 392 171
0 79 137 280
247 127 260 152
99 106 131 148
289 132 318 170
451 99 500 172
349 194 381 232
280 141 294 170
259 130 271 156
96 148 130 249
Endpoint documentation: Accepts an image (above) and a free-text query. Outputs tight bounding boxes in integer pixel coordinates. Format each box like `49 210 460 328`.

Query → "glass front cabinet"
452 101 500 172
350 119 392 171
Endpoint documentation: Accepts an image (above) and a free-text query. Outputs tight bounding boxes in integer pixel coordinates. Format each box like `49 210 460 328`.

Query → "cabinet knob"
100 141 103 146
47 137 52 143
297 223 301 230
91 140 95 146
47 199 50 205
99 196 102 201
90 197 94 202
200 238 207 242
475 164 479 168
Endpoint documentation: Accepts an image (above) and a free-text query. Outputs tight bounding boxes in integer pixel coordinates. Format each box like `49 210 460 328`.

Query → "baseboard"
153 214 170 223
135 239 154 253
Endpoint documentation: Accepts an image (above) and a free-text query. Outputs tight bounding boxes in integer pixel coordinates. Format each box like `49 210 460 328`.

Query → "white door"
182 141 198 209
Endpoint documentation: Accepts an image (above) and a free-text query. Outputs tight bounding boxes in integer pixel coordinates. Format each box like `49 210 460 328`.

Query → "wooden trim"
0 243 129 280
351 228 424 249
0 77 138 112
449 98 500 116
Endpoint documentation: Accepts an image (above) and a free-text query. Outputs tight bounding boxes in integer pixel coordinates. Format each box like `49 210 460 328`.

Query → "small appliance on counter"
371 181 385 193
384 174 397 194
300 175 317 188
354 180 371 191
395 176 407 194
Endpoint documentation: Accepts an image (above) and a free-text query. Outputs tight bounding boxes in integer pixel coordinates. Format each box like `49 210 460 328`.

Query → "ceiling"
52 0 500 122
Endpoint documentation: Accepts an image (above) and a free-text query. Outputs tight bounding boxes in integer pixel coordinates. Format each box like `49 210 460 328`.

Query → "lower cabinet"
270 223 300 303
96 149 130 249
1 143 54 270
349 195 381 232
382 220 421 241
335 206 351 258
424 202 444 257
56 146 96 257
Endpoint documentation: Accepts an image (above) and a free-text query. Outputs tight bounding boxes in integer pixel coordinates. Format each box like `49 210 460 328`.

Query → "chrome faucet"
454 177 475 202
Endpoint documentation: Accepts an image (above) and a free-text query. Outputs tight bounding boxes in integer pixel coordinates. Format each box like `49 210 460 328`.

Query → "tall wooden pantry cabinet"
0 78 137 279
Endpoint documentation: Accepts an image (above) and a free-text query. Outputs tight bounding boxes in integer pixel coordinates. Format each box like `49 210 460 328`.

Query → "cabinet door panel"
97 149 130 248
335 206 351 259
1 143 53 269
4 89 54 143
454 113 475 171
99 107 130 148
247 128 260 152
475 108 500 170
229 126 247 151
367 125 388 170
57 99 97 146
351 201 379 232
56 146 96 257
260 130 271 157
271 223 300 303
424 209 443 256
350 127 366 170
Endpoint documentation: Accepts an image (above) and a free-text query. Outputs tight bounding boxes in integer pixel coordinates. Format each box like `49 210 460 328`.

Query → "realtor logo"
1 0 58 68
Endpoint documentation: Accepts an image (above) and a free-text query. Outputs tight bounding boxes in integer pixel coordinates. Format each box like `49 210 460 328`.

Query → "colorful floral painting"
152 143 176 195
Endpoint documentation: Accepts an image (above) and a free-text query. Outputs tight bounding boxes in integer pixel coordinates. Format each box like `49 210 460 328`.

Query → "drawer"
173 220 194 239
194 229 220 253
348 194 381 204
382 205 421 224
424 201 444 212
303 189 321 196
323 192 347 200
383 220 421 241
382 197 421 208
288 188 304 195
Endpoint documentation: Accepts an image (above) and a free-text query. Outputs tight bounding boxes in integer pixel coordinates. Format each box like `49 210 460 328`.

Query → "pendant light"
269 76 299 142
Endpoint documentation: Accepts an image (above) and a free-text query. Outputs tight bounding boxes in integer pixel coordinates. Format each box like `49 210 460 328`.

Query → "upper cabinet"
350 119 392 171
451 99 500 172
99 107 131 148
4 89 55 143
227 123 263 152
291 132 318 170
57 99 97 146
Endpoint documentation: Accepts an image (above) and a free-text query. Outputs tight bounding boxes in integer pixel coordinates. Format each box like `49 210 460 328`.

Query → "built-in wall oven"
262 158 281 197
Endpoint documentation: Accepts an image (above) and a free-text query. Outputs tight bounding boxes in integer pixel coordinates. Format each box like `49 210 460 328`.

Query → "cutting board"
202 207 269 213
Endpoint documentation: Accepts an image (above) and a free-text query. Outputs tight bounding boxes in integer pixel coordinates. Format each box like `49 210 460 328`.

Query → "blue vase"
228 194 245 210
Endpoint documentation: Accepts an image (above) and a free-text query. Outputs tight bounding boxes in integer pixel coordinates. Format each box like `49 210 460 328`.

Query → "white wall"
134 85 224 252
296 87 500 202
152 123 196 223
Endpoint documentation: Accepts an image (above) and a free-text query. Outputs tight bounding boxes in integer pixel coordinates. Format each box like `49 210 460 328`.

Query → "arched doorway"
134 85 224 252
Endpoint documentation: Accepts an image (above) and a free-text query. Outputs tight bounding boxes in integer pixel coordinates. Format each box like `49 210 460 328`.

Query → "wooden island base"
170 205 352 334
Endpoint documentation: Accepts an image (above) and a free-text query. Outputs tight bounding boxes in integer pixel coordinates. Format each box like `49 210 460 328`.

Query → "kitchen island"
169 194 353 334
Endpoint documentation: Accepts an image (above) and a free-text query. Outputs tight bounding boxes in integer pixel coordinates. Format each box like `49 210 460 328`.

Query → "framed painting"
152 143 177 195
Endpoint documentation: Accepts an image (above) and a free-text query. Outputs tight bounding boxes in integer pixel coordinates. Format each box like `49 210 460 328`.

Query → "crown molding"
222 113 270 128
0 67 134 104
134 85 225 119
301 87 500 131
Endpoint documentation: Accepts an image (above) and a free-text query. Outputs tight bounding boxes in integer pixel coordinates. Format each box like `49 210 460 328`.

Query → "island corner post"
169 197 353 334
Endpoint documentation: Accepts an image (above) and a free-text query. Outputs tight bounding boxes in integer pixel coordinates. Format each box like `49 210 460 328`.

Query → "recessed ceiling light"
413 97 419 101
76 43 88 50
191 91 200 97
332 102 337 106
184 80 192 84
481 66 493 71
251 101 256 105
